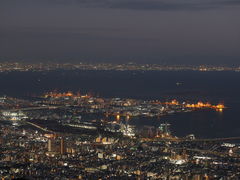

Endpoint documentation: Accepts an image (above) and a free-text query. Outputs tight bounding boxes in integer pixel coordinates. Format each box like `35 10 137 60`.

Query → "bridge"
1 106 58 112
188 137 240 142
142 136 240 143
172 147 240 158
23 121 54 133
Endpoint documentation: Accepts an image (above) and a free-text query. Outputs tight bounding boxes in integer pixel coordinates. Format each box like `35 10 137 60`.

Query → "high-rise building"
60 137 65 155
48 139 52 152
159 123 171 135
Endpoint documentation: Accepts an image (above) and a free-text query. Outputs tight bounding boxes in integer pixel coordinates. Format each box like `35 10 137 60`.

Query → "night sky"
1 0 240 65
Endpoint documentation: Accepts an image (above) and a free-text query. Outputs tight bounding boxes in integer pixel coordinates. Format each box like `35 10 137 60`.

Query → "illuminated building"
48 139 52 152
2 111 27 121
102 137 107 143
116 114 120 121
186 134 196 140
120 123 136 137
158 123 171 135
98 153 104 159
116 155 121 160
60 137 65 155
96 137 101 143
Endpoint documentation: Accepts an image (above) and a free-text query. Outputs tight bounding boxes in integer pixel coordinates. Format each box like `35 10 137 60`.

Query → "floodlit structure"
2 111 28 121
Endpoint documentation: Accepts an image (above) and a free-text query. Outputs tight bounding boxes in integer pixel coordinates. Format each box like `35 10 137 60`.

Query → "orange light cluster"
44 134 57 138
165 99 179 105
212 104 225 112
44 91 88 98
44 91 74 98
185 101 211 108
185 101 225 111
214 104 225 109
166 99 225 112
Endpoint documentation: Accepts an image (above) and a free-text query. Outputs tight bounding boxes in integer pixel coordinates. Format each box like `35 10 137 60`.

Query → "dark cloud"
1 0 240 11
53 0 240 11
1 0 240 65
114 0 240 10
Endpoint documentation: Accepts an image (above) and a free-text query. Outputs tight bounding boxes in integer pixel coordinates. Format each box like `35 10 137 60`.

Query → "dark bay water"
0 70 240 138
